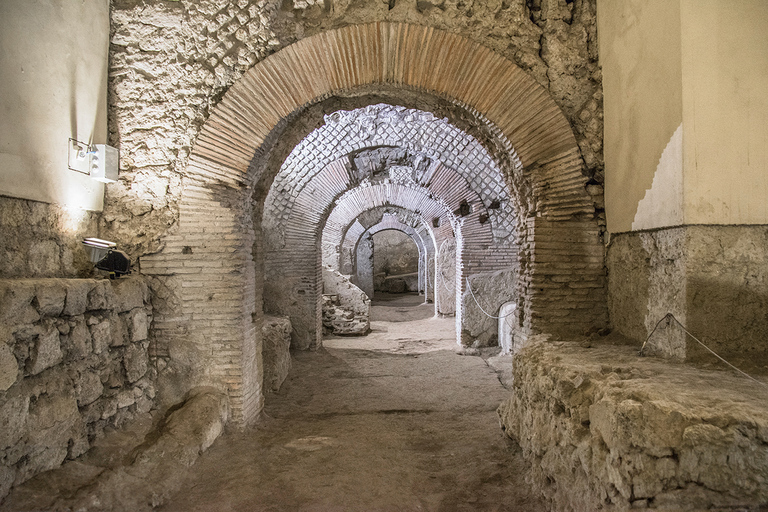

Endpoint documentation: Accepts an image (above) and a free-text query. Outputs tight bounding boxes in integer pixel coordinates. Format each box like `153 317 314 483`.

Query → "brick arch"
264 103 518 243
265 142 502 350
321 183 462 328
143 22 606 425
334 209 436 304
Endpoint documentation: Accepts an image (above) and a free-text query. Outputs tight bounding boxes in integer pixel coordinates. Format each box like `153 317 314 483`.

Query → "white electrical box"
90 144 119 183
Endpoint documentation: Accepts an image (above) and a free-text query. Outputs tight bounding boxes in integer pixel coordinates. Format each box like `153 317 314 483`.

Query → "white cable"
438 269 453 292
640 313 768 389
465 277 516 321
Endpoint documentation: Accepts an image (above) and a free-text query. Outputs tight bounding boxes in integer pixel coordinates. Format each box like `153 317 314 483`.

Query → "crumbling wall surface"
498 340 768 511
355 234 374 299
0 197 100 279
608 226 768 360
262 315 291 393
436 238 456 316
106 0 603 260
0 277 155 502
322 267 370 336
0 388 228 512
323 267 370 318
372 229 420 291
462 268 517 347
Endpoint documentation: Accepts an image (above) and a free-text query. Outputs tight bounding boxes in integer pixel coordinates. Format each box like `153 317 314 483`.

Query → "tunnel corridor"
159 294 545 512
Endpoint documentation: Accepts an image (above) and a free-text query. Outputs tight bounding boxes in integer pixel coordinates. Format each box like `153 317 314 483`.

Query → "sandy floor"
160 294 544 512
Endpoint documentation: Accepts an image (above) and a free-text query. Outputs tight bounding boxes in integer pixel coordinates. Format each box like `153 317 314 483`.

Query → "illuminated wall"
0 0 109 212
601 0 768 232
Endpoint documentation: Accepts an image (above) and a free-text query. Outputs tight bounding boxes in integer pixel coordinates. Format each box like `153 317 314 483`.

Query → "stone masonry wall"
462 267 517 347
608 226 768 360
373 230 420 293
498 340 768 510
0 196 100 279
262 315 291 393
0 277 155 501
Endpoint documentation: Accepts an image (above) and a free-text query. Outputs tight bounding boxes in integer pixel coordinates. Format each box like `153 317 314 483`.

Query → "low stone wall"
0 277 155 501
498 340 768 511
262 316 291 393
1 387 228 512
377 272 419 293
608 225 768 360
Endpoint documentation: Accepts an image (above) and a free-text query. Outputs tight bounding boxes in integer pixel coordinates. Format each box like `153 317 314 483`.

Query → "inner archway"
141 22 606 425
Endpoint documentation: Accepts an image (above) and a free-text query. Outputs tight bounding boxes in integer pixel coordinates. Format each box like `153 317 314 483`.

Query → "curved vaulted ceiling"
264 103 518 243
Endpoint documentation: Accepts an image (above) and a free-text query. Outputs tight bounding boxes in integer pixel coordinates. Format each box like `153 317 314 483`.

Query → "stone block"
128 308 149 342
117 389 136 409
89 318 112 354
110 313 128 347
64 318 92 360
27 389 79 437
135 395 153 414
64 281 92 316
0 280 38 326
262 315 292 392
0 343 18 391
123 343 148 383
35 280 67 317
27 324 63 375
87 280 117 311
0 393 29 450
112 278 148 312
75 370 104 407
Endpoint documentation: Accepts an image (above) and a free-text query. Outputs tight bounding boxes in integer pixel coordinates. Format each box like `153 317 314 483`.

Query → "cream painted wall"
0 0 109 211
680 0 768 225
599 0 684 233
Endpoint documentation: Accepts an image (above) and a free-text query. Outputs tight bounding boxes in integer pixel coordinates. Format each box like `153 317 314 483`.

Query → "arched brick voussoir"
335 212 433 273
323 183 458 252
264 103 519 245
338 207 435 261
189 22 577 187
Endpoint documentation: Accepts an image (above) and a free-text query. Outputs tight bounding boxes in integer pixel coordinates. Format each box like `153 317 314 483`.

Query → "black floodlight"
82 238 131 278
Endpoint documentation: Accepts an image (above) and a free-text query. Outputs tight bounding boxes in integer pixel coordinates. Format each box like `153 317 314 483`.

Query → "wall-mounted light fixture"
68 139 119 183
90 144 119 183
82 238 131 278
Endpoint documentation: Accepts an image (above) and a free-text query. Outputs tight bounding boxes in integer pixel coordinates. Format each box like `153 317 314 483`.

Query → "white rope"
465 277 516 321
438 269 453 292
640 313 768 389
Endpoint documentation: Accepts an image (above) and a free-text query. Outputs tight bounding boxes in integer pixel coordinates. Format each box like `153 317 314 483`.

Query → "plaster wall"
0 0 108 211
680 0 768 225
599 0 683 233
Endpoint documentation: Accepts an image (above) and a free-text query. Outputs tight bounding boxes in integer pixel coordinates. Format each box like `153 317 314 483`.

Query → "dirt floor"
160 293 545 511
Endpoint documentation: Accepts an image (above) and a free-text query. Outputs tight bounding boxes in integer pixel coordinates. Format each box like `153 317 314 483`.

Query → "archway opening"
140 22 606 424
372 228 420 295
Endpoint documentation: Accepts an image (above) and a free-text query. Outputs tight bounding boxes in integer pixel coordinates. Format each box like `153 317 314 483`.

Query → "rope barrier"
438 269 453 292
465 277 516 321
640 313 768 389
